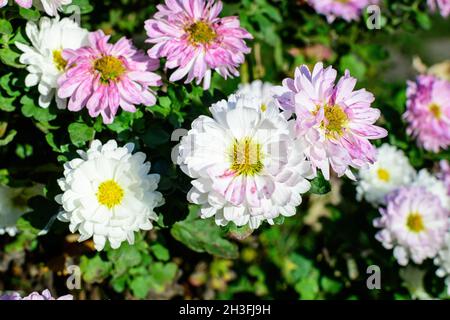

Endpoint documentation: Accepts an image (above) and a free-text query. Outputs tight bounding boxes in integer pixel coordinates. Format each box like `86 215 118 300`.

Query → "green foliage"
76 234 179 298
68 123 95 146
171 206 239 259
310 172 332 195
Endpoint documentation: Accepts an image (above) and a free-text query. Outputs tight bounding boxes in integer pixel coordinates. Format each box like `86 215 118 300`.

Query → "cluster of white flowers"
357 143 450 294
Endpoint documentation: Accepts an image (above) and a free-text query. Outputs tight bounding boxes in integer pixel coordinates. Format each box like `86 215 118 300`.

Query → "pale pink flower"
428 0 450 17
177 93 313 229
277 62 387 180
374 187 449 266
308 0 379 23
404 75 450 152
0 289 73 300
0 0 31 9
57 30 161 124
145 0 252 90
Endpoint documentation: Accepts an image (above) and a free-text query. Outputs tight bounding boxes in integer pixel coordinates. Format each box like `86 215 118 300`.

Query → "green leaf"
309 171 331 195
321 276 343 294
0 47 22 68
0 73 20 97
16 217 41 237
111 275 128 293
227 224 253 241
0 19 13 35
150 96 172 118
19 7 41 21
15 143 33 159
141 127 170 148
0 93 16 112
5 222 39 254
129 275 153 299
62 0 94 14
295 269 320 299
283 253 313 283
21 95 57 122
392 90 407 114
284 254 320 299
0 129 16 146
416 12 431 30
129 262 179 297
148 262 178 293
339 54 366 80
45 132 70 154
151 244 170 261
171 205 239 259
80 255 112 284
106 110 142 133
68 122 95 146
108 243 143 277
0 122 7 138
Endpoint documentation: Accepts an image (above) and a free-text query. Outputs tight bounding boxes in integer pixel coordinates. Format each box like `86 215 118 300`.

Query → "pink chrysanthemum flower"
57 30 162 124
404 75 450 153
144 0 252 90
428 0 450 17
277 62 387 180
374 187 449 266
0 0 29 8
0 289 73 300
308 0 379 23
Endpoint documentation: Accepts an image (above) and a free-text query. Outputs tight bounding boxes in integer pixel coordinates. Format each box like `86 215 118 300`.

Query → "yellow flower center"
186 21 217 45
94 56 126 83
377 168 390 182
261 104 267 112
429 103 442 119
406 212 425 233
53 50 67 71
229 138 264 176
323 104 348 138
96 180 124 209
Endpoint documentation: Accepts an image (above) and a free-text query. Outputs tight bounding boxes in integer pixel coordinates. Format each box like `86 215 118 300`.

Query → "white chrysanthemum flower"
412 169 450 210
374 186 449 266
15 16 88 109
0 184 42 236
356 144 415 205
236 80 287 112
177 93 314 229
56 140 164 251
434 233 450 296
